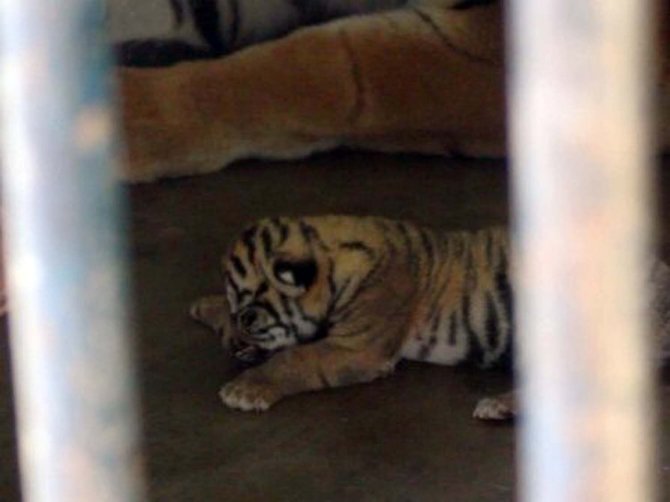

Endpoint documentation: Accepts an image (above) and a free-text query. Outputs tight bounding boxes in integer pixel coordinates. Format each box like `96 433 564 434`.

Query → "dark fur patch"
189 0 227 54
451 0 498 10
274 259 318 289
114 40 214 67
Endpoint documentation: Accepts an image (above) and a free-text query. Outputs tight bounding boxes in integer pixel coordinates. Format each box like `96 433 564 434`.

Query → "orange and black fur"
191 215 670 419
191 216 515 417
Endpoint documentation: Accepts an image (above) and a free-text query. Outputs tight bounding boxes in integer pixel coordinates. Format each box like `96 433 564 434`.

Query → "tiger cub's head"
222 218 334 363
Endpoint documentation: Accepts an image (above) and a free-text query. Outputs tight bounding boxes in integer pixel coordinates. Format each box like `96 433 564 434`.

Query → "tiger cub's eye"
273 259 317 289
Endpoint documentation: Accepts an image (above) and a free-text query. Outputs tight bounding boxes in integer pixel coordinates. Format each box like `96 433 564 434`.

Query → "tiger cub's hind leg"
472 259 670 423
472 390 517 421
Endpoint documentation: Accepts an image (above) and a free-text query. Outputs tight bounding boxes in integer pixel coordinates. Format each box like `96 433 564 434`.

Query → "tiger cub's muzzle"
231 305 287 364
236 305 276 336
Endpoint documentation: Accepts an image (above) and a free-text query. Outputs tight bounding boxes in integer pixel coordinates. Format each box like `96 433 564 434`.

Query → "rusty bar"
0 1 145 501
508 0 657 501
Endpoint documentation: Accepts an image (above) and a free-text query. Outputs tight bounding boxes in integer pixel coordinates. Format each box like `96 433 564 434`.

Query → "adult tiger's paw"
219 375 281 412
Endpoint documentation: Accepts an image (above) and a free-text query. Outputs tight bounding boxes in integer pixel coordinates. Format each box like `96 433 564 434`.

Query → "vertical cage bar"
509 1 657 501
0 1 145 501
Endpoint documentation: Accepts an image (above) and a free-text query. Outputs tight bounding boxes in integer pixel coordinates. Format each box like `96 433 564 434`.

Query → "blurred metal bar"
0 1 145 501
509 1 657 501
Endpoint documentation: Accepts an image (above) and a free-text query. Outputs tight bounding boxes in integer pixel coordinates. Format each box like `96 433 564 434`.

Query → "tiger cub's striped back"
399 225 512 367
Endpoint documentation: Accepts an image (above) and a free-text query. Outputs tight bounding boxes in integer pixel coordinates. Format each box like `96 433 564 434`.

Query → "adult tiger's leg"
118 4 506 182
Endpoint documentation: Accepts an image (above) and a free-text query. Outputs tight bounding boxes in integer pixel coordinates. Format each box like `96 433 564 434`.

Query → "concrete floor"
0 152 668 501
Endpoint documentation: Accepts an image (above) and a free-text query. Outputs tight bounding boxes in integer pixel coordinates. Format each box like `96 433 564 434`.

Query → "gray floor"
0 152 668 501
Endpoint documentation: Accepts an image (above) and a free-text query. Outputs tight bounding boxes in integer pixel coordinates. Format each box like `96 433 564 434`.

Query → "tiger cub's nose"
238 308 258 330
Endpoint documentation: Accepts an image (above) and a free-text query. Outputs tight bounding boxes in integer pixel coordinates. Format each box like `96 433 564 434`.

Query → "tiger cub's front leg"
219 334 400 412
220 288 411 413
190 293 402 411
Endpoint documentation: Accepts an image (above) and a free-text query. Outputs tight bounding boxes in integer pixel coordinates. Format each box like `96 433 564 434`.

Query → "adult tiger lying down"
118 1 509 181
189 216 670 419
116 0 670 182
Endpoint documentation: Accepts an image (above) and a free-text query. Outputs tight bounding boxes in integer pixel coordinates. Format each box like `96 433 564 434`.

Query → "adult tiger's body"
119 1 508 181
190 216 670 418
116 0 670 182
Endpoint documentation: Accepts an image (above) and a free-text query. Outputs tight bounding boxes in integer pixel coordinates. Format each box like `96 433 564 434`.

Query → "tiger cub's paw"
472 394 517 421
219 376 281 412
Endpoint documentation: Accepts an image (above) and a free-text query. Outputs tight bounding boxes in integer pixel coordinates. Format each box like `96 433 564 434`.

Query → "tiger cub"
191 215 514 417
190 215 670 419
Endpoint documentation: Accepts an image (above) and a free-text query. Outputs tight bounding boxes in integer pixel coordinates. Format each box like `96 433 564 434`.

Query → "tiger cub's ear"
273 259 318 290
189 295 233 341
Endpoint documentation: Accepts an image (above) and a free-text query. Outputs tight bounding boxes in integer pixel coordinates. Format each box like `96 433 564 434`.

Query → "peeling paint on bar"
0 1 146 501
509 1 657 501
